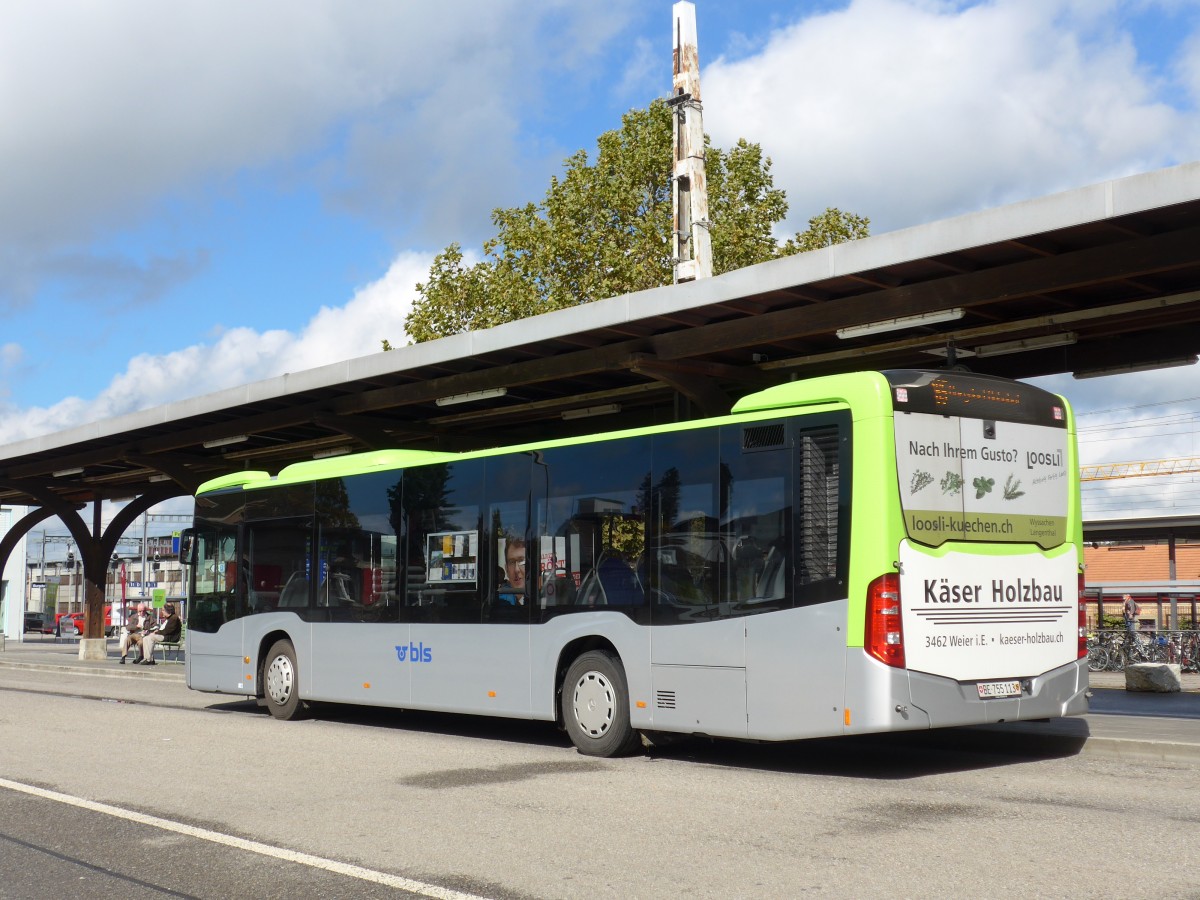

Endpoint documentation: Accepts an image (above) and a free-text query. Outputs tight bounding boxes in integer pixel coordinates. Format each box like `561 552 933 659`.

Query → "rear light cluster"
865 573 905 668
1077 572 1087 659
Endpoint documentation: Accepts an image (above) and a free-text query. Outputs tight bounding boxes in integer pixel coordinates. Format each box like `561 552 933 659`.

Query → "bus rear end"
857 370 1087 731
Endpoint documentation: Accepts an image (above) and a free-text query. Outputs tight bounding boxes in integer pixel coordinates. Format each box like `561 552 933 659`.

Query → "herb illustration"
1003 475 1025 500
910 470 934 494
940 472 963 495
972 476 995 499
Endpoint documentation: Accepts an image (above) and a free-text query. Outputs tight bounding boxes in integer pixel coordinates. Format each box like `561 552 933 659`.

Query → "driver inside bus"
497 537 526 606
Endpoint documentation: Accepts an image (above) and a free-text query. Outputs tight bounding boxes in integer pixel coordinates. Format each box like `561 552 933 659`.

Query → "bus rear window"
894 410 1069 549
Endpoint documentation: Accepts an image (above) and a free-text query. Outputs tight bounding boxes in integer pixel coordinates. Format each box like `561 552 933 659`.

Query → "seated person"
118 602 154 664
138 603 182 666
497 538 526 606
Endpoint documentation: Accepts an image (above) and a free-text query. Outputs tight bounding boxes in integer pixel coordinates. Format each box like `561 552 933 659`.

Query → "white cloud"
616 37 659 100
1174 23 1200 105
702 0 1200 234
0 343 21 369
0 342 25 403
0 251 430 442
0 1 638 305
1034 368 1200 517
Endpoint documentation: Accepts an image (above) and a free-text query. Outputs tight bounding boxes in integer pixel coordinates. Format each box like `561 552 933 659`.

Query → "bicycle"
1086 636 1111 673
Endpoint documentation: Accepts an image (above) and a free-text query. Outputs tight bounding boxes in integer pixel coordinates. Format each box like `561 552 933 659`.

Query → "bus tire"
263 639 308 721
562 650 640 757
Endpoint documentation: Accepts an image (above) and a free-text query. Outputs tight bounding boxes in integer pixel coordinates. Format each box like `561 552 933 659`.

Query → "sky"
3 0 1200 530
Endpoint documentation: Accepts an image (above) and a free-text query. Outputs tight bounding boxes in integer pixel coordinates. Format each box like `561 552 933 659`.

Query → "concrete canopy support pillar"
78 579 108 659
80 501 108 660
671 0 711 284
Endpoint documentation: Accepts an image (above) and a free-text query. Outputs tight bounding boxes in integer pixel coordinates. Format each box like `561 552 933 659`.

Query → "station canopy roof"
4 161 1200 509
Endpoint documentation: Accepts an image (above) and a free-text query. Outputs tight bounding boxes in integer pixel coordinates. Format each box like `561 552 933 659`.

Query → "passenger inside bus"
497 536 526 606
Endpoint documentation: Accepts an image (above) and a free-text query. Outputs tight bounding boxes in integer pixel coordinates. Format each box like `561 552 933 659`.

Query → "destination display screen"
884 370 1068 427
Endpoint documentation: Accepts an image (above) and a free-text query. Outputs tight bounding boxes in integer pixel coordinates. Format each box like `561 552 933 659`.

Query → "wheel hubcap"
266 654 294 706
572 670 615 737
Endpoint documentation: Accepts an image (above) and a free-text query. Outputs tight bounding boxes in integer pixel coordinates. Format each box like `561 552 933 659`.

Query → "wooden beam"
626 352 772 386
630 357 732 417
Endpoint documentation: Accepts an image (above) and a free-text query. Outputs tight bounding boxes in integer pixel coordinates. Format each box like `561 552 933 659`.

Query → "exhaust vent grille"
743 423 785 451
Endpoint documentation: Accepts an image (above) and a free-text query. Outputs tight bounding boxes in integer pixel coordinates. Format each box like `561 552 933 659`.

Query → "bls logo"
395 642 433 663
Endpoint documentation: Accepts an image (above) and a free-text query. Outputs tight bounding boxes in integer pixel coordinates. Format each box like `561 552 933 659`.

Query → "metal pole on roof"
38 531 45 614
671 1 712 284
142 511 149 598
1169 530 1178 628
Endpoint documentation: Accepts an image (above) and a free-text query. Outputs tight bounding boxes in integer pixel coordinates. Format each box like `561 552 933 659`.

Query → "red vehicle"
56 606 115 637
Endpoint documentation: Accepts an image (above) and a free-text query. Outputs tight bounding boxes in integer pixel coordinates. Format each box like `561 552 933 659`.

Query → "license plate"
976 680 1022 699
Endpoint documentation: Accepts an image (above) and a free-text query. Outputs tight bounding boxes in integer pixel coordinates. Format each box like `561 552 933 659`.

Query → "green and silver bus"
181 369 1087 756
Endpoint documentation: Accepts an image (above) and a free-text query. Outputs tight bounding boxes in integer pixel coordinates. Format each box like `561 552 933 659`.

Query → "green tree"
782 206 871 254
401 100 868 345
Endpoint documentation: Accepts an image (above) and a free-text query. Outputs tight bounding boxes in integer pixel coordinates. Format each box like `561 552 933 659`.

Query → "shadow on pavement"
211 698 1089 780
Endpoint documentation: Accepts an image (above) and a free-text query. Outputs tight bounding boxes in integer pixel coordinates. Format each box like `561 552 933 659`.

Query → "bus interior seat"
278 573 309 607
594 555 644 606
755 546 786 600
541 575 576 607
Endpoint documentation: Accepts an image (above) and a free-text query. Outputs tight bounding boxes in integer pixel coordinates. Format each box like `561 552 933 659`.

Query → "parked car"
24 612 55 634
57 606 116 637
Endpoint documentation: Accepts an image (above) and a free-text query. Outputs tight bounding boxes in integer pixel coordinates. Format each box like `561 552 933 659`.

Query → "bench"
151 626 186 664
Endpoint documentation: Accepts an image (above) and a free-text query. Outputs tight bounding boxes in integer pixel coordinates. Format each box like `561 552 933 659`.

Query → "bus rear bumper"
908 658 1089 727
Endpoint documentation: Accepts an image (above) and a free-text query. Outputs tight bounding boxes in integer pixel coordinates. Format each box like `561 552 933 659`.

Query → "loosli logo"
395 642 433 663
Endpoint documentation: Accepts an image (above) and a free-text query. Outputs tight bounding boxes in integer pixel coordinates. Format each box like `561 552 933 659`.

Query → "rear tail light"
1077 572 1087 659
865 573 905 668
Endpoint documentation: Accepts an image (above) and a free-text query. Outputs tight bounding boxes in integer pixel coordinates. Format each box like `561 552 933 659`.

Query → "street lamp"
48 561 58 615
26 561 37 614
66 548 80 613
108 554 119 609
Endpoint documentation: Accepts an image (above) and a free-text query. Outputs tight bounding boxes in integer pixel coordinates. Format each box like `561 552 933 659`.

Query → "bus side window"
718 421 792 617
645 425 741 624
248 519 314 613
398 461 484 623
533 438 650 624
483 454 532 621
189 525 238 633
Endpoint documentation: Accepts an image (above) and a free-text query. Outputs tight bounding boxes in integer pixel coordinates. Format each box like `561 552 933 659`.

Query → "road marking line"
0 777 489 900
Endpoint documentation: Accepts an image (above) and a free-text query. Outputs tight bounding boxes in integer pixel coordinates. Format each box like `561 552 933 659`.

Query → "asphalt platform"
3 634 1200 764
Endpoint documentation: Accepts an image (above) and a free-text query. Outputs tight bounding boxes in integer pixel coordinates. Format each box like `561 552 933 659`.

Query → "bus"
180 369 1087 756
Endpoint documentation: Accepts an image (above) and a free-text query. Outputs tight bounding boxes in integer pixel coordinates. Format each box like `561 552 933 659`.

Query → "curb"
0 659 184 683
1078 736 1200 765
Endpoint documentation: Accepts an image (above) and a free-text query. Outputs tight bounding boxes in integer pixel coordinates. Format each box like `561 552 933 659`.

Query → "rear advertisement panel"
894 412 1069 549
899 541 1078 682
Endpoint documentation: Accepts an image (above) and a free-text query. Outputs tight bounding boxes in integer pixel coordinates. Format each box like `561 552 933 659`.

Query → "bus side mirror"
178 530 195 567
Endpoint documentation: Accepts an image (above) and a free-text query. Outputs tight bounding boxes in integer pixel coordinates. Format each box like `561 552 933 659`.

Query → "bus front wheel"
263 639 308 720
562 650 640 757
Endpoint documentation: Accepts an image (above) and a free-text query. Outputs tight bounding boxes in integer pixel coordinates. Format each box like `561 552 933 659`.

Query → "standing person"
1123 594 1140 633
138 603 181 666
118 602 153 664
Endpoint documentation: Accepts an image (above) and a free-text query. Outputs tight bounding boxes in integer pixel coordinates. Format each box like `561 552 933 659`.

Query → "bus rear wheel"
263 639 308 720
562 650 640 757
